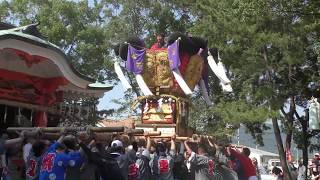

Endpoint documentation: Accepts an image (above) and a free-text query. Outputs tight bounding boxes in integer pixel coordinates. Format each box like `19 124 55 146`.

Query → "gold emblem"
136 62 143 69
131 53 137 60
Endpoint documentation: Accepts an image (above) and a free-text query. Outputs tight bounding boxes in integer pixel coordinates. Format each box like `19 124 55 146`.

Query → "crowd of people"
0 128 290 180
266 153 320 180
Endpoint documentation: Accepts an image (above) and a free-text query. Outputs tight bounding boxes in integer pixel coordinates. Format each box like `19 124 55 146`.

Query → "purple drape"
168 40 181 70
126 45 146 74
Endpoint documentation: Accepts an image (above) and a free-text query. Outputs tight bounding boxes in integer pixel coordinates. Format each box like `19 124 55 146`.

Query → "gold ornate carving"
141 50 203 96
184 55 204 89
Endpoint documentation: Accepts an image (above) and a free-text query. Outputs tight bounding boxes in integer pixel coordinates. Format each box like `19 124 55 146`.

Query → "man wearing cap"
110 139 137 180
150 135 176 180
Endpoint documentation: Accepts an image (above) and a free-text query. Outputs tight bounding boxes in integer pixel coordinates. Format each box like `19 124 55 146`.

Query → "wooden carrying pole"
148 136 189 141
135 131 161 136
7 127 125 133
92 131 161 142
6 127 153 141
13 130 163 142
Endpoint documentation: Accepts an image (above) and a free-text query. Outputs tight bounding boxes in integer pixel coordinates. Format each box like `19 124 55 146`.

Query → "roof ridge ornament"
6 23 45 39
7 23 39 32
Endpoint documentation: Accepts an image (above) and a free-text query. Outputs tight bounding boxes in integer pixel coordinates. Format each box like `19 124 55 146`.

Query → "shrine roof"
0 26 91 82
0 24 113 93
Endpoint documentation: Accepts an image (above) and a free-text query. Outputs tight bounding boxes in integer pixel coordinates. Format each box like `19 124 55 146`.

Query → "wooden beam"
135 124 176 128
0 99 56 113
7 126 126 133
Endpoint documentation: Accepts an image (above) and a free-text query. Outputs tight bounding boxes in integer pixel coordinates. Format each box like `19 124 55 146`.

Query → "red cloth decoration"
0 69 68 93
178 53 190 75
0 68 68 105
35 111 47 127
171 53 190 95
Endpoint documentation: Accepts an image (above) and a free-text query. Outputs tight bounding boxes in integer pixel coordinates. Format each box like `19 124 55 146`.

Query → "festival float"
111 32 233 139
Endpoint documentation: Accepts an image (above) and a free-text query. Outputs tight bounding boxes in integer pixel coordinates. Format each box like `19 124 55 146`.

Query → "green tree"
181 1 320 179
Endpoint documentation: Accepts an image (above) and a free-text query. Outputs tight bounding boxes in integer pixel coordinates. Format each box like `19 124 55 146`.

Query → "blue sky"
97 84 124 110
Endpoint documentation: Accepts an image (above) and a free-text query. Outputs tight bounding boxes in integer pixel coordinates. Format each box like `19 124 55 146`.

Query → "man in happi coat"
184 139 223 180
150 136 176 180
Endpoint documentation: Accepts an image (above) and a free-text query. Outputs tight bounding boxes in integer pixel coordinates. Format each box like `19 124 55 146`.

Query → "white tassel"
172 69 192 95
157 98 163 112
158 98 163 108
135 74 153 96
199 79 213 105
207 55 230 84
143 100 149 113
217 61 231 84
217 54 233 92
114 62 132 91
221 82 233 92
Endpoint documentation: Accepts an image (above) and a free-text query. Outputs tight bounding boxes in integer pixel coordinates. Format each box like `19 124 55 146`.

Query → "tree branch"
280 106 289 122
